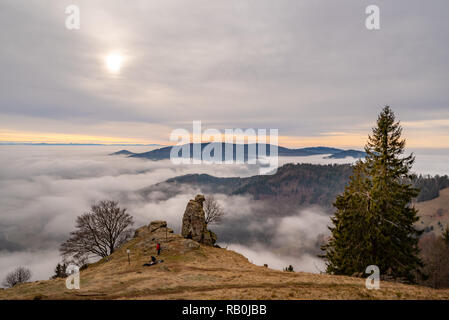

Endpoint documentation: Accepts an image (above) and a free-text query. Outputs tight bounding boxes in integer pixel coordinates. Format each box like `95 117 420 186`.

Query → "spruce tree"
321 161 373 276
322 106 423 282
51 262 68 279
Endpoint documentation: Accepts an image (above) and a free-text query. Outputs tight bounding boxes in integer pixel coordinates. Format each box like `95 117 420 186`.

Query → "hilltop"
2 221 449 300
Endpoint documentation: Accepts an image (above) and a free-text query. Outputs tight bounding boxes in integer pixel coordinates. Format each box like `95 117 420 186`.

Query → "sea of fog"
0 145 448 284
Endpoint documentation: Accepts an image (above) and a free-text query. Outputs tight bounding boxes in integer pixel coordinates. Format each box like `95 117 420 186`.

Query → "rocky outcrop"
181 194 216 246
134 220 173 238
149 220 167 232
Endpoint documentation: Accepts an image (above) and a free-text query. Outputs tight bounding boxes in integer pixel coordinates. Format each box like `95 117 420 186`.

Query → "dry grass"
416 188 449 235
2 224 449 300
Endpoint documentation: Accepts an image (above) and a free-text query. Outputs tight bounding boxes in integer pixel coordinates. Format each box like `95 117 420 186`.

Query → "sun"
105 53 123 73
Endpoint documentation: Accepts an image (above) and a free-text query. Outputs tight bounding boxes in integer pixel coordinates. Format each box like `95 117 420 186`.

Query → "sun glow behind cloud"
105 53 123 73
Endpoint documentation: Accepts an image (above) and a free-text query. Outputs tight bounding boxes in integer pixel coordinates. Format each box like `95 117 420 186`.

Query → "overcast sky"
1 0 448 147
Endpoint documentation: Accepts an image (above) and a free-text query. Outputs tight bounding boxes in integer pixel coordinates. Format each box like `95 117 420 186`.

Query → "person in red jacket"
156 243 161 256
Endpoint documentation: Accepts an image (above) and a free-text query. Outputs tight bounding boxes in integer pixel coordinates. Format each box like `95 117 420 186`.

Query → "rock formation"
149 220 167 233
133 220 173 238
181 194 216 246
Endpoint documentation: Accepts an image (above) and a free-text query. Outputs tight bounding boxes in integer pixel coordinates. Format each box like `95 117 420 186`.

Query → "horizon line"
0 141 446 150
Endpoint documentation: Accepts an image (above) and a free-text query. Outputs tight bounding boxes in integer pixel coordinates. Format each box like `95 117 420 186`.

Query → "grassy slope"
1 223 449 300
416 188 449 235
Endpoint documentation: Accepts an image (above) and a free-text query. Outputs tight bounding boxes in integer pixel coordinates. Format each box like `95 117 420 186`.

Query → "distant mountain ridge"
141 163 448 210
111 144 367 161
325 150 367 159
141 163 355 209
110 150 135 155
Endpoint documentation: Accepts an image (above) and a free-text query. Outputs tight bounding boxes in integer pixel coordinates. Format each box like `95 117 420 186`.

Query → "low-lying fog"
0 145 447 284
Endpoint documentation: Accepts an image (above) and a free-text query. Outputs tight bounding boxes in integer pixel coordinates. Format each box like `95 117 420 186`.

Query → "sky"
1 0 449 147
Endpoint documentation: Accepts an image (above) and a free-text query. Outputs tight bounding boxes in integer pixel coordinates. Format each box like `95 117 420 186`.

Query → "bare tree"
60 200 134 261
204 195 225 225
418 233 449 288
2 266 32 288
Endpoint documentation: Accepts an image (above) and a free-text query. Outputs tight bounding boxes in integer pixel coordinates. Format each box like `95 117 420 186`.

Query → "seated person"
143 256 158 267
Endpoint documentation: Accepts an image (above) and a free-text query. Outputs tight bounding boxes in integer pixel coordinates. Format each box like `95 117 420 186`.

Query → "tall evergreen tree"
322 106 423 282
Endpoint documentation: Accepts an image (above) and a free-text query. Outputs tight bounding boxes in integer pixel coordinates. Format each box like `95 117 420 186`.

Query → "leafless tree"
65 253 90 269
204 195 225 225
60 200 134 261
2 266 32 288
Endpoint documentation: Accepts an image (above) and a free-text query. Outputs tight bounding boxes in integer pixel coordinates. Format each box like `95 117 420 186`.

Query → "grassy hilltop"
2 222 449 300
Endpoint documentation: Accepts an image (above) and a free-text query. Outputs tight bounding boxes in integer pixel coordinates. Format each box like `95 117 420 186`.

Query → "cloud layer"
0 145 448 284
0 146 332 282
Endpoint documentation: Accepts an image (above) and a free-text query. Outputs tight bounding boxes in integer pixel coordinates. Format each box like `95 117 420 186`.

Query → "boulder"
181 194 216 246
181 239 200 250
134 220 172 238
149 220 167 232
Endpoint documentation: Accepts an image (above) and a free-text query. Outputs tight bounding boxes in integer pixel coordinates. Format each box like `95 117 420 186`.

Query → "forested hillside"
414 175 449 202
143 163 354 208
142 163 449 208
